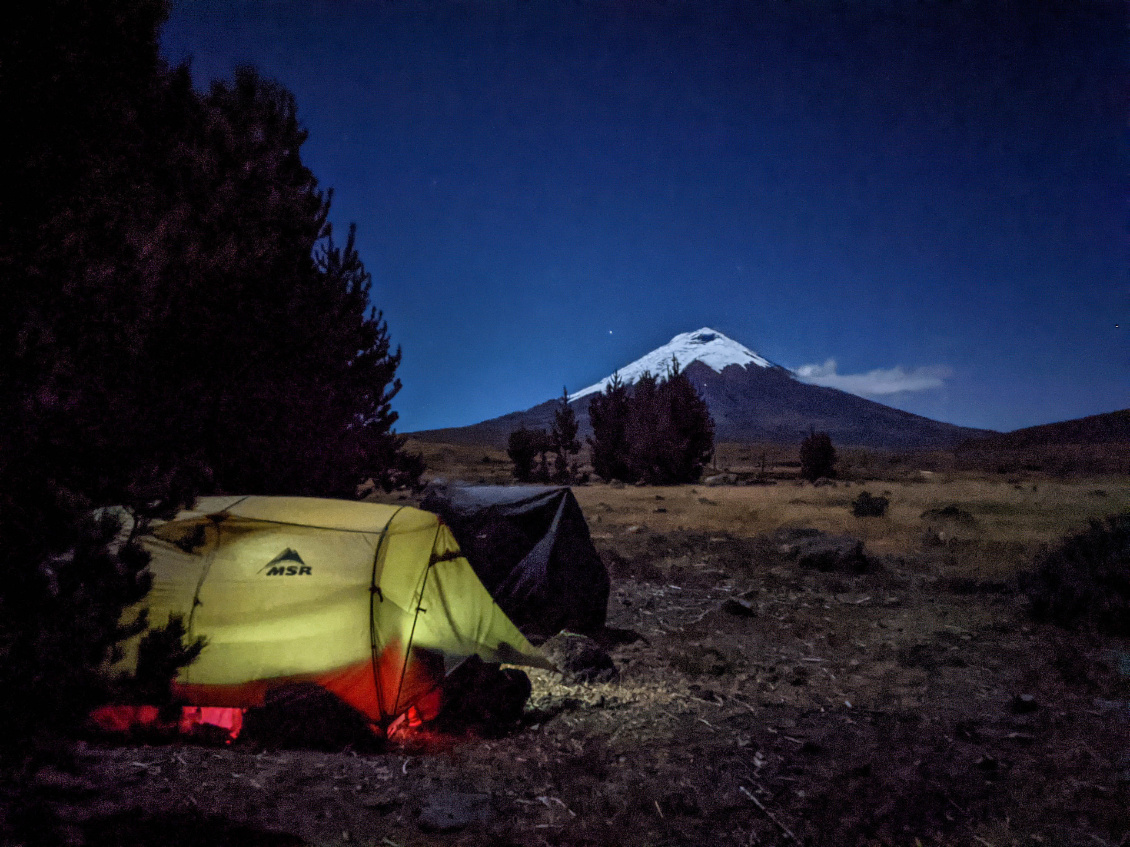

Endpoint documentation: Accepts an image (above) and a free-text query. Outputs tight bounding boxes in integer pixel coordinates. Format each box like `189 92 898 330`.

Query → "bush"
800 432 837 482
507 426 543 482
852 491 889 517
1023 514 1130 635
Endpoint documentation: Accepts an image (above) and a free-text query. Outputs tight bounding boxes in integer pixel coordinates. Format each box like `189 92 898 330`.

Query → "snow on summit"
570 328 780 401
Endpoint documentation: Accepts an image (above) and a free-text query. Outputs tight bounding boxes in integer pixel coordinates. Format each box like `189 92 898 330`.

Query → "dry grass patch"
575 477 1130 580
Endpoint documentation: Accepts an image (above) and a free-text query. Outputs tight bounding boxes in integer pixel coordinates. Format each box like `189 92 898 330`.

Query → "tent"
419 484 609 642
107 496 551 734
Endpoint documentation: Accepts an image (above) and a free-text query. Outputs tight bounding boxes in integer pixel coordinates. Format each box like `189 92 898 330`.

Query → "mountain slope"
412 328 994 450
961 409 1130 450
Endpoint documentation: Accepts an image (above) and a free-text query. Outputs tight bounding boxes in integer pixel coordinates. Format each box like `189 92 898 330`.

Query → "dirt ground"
17 475 1130 847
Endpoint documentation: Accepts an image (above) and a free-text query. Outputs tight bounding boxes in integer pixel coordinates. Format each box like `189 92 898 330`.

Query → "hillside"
962 408 1130 450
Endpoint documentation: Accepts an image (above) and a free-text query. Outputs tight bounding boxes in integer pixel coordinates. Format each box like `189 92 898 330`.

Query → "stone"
721 597 757 617
1010 693 1039 714
542 633 618 684
704 473 737 486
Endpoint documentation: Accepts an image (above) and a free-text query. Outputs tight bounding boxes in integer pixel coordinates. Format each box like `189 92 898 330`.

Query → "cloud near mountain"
795 359 953 396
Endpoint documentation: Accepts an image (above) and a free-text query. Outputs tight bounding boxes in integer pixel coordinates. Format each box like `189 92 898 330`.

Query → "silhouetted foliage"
551 387 581 483
0 2 203 800
588 360 714 484
852 491 890 517
507 426 543 483
131 615 206 706
800 431 838 482
0 0 417 819
1022 514 1130 636
587 373 631 482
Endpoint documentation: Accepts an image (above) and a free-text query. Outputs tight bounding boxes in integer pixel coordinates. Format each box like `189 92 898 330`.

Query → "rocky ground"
17 525 1130 847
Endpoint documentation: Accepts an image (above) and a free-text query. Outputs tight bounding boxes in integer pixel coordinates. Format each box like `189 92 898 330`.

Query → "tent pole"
369 507 405 731
390 524 441 723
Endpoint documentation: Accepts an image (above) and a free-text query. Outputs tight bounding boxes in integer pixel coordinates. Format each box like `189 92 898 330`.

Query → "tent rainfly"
420 484 610 641
111 496 551 731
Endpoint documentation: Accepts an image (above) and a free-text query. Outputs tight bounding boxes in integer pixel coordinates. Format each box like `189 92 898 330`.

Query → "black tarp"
419 484 609 643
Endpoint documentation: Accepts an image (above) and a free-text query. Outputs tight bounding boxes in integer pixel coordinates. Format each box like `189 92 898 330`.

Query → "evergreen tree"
587 363 714 485
587 373 631 482
625 371 663 483
550 387 581 483
653 359 715 483
0 0 205 822
800 431 838 481
533 429 553 483
0 1 419 818
507 426 540 482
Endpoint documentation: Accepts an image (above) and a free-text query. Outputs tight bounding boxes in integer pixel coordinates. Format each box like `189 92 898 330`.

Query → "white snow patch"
569 328 778 401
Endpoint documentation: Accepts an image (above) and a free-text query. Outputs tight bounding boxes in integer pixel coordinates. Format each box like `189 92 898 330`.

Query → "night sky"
160 1 1126 435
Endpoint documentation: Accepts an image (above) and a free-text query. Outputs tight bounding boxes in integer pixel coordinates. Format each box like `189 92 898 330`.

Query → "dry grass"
574 476 1130 579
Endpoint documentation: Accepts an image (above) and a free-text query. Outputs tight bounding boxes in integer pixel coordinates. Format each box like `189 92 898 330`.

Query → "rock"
783 533 872 573
721 597 757 617
418 790 492 832
542 633 618 684
704 473 737 486
1010 693 1039 714
673 643 739 677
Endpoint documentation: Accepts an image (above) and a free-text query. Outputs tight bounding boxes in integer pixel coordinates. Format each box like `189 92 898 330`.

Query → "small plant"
1022 514 1130 635
852 491 889 517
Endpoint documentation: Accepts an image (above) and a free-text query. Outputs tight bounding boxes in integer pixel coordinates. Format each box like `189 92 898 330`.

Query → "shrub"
852 491 889 517
507 426 541 482
1022 514 1130 635
799 432 837 482
507 426 552 482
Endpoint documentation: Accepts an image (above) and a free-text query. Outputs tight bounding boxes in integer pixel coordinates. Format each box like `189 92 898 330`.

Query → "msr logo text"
264 565 312 576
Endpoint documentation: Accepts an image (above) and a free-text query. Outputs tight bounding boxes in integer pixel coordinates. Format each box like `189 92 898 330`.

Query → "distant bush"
852 491 889 517
799 432 837 482
1022 514 1130 635
507 426 550 483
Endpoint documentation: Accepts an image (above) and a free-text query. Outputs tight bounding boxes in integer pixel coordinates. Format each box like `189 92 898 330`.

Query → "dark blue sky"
161 0 1126 434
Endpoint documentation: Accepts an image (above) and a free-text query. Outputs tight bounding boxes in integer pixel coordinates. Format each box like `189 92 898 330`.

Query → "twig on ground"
739 785 800 844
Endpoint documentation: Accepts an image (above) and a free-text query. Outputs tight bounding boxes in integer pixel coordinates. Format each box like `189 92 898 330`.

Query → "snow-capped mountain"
413 328 994 450
569 328 785 401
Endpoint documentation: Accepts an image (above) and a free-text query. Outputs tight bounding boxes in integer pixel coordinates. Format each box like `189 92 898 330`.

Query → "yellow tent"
116 496 550 728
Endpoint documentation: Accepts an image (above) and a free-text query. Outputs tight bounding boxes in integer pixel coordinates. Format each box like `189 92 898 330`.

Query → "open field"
573 476 1130 579
23 446 1130 846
